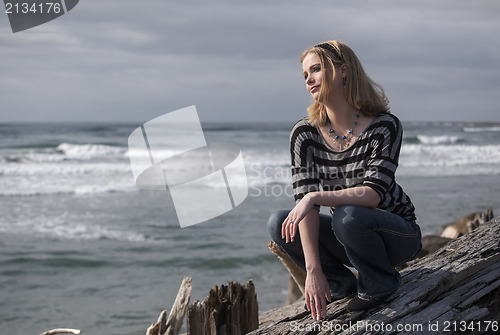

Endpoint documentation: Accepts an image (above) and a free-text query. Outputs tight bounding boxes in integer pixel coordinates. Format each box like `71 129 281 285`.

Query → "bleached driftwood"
268 241 306 304
251 217 500 334
39 329 81 335
146 310 167 335
146 276 192 335
165 277 193 335
440 207 493 239
186 280 259 335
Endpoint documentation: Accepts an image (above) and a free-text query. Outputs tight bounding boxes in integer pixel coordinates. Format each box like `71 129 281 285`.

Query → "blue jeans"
267 205 422 300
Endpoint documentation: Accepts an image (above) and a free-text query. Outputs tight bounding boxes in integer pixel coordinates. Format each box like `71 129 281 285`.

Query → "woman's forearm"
308 186 381 209
298 208 322 272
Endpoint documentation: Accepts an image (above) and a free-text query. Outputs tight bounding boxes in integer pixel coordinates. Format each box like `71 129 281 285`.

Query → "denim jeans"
267 205 422 300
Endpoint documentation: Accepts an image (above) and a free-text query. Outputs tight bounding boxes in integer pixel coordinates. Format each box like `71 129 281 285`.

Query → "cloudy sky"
1 0 499 124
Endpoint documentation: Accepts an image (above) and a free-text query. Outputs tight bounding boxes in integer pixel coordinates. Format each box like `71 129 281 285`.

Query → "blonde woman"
267 40 421 320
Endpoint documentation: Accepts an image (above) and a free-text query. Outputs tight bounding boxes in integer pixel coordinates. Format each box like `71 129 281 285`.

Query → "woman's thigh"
331 205 421 266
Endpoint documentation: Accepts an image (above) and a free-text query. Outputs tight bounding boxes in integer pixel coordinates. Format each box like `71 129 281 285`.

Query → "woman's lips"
309 86 319 93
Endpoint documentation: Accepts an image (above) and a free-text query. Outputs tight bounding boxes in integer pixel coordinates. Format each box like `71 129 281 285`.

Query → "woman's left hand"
282 193 315 243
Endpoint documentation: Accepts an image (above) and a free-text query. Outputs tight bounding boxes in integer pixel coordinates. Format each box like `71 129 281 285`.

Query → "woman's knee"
331 205 371 240
267 209 290 241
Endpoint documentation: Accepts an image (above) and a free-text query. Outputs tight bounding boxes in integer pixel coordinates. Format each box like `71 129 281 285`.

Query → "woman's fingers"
281 216 297 243
310 297 317 319
306 291 331 320
308 295 326 320
305 293 316 319
289 219 296 242
320 295 327 319
281 218 286 240
281 218 287 241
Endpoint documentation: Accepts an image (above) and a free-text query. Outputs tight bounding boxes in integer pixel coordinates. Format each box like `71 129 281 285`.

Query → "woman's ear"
340 63 348 77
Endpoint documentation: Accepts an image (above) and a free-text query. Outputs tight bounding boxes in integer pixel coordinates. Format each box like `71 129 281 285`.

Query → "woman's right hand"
282 193 315 243
304 268 331 320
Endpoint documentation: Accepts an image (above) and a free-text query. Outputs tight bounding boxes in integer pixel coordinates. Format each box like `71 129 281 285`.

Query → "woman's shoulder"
292 117 312 128
367 112 402 133
290 117 317 136
372 112 401 124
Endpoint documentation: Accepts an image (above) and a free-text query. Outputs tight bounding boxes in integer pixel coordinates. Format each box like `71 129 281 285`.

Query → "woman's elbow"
365 188 381 208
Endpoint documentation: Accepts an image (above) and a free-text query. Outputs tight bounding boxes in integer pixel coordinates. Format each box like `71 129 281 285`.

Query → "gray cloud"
1 0 499 123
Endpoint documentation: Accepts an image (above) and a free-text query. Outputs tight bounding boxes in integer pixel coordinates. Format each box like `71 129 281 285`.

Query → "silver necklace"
326 113 360 150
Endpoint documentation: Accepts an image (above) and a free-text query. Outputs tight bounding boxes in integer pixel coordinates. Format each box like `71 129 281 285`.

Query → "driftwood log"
146 276 192 335
440 207 493 239
268 241 306 305
165 277 193 335
251 216 500 334
186 280 258 335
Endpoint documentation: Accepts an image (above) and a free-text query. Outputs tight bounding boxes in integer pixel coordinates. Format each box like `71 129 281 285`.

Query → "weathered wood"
268 241 306 298
186 280 258 335
165 277 193 335
146 310 167 335
146 276 192 335
285 274 303 305
39 329 81 335
258 297 308 329
440 207 493 239
250 217 500 334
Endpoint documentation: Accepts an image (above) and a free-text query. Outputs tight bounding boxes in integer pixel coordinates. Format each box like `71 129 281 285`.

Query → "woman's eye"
313 66 321 72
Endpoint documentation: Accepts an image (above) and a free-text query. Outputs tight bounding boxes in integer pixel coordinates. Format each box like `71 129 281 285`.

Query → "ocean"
1 120 499 335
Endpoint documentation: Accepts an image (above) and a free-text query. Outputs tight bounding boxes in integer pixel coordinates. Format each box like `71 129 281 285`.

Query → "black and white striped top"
290 113 416 222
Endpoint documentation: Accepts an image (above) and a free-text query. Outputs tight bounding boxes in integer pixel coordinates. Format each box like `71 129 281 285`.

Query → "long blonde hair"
300 40 390 126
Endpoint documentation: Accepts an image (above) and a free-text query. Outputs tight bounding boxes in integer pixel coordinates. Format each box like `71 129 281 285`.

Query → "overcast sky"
1 0 499 124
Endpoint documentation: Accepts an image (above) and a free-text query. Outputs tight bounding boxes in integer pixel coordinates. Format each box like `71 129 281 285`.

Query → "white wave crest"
57 143 127 159
0 161 132 177
0 217 147 242
0 162 136 197
400 144 500 168
417 135 462 145
463 126 500 133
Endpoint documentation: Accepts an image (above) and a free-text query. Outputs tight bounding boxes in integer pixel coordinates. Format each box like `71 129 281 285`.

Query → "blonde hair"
300 40 390 126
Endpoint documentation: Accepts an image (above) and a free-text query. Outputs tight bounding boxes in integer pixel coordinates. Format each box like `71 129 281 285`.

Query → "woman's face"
302 51 343 102
302 52 324 101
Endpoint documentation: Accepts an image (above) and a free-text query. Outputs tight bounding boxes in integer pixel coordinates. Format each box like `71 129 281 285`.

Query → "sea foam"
57 143 127 159
416 135 462 145
463 126 500 133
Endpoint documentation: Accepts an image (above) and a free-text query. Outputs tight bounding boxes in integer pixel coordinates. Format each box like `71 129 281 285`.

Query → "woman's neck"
323 99 358 129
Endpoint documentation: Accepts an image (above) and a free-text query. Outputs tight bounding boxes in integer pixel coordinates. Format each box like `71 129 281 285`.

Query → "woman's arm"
282 207 330 320
308 186 381 209
283 186 380 234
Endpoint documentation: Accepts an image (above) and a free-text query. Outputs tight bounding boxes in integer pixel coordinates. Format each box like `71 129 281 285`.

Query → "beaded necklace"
326 113 360 150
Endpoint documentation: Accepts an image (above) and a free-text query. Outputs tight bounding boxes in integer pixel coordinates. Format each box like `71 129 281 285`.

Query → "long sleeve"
290 120 320 204
363 117 402 200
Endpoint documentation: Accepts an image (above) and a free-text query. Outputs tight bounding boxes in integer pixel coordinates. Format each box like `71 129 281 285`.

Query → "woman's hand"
305 268 331 320
283 195 327 319
281 193 316 243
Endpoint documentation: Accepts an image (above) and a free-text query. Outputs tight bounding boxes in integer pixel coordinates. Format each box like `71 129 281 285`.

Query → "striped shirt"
290 113 416 222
